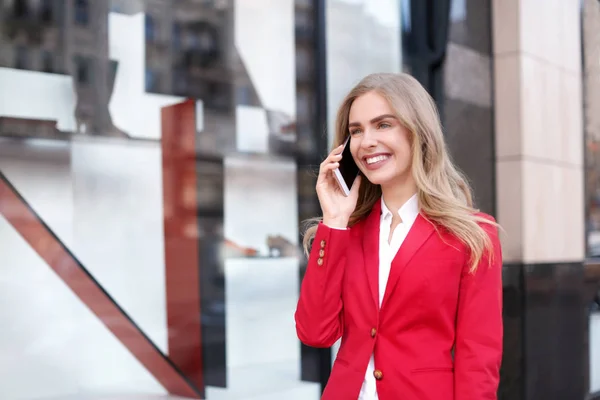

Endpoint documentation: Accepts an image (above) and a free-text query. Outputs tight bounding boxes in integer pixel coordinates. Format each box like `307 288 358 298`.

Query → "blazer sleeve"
454 216 504 399
294 222 349 348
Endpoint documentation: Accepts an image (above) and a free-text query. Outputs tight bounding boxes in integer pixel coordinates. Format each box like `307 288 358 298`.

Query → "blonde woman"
295 73 503 400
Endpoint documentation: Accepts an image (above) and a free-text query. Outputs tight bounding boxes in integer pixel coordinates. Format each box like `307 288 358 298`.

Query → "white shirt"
358 194 419 400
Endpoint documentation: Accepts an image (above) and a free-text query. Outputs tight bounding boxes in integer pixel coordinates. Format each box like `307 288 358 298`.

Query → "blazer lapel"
362 200 381 309
380 213 435 310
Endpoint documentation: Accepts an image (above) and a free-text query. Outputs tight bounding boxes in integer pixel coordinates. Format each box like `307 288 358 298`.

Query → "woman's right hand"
316 144 362 229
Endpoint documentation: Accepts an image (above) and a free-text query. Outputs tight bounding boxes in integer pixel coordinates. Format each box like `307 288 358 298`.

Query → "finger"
320 150 343 168
317 162 340 185
319 153 342 174
322 161 340 172
322 145 344 163
331 144 344 153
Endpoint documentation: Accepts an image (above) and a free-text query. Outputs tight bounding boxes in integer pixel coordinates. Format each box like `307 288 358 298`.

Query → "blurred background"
0 0 598 399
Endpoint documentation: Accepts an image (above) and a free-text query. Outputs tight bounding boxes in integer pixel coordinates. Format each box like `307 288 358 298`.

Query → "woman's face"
348 91 413 188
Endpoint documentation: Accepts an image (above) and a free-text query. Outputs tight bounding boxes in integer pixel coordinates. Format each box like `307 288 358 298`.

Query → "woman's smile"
362 153 392 170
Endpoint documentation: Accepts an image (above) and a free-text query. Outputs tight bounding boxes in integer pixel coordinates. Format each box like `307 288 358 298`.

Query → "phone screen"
338 137 360 191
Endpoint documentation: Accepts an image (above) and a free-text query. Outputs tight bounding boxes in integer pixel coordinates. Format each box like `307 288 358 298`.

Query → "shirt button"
373 369 383 380
317 258 323 266
320 239 326 248
370 328 377 338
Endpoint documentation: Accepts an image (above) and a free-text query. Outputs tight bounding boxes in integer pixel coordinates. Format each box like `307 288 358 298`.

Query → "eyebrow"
348 114 397 128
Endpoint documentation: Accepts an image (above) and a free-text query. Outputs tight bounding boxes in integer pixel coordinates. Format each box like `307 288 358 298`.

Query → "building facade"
0 0 598 399
493 0 600 398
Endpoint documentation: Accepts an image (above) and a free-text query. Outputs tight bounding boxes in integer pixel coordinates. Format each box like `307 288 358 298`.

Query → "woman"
295 72 503 400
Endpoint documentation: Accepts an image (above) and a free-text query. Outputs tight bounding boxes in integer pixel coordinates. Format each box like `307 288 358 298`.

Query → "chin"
364 166 413 188
363 171 396 186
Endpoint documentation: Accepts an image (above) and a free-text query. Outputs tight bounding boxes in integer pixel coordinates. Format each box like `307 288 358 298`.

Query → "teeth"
366 155 389 165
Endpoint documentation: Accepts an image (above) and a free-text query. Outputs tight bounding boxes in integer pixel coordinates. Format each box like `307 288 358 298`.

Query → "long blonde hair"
302 72 499 273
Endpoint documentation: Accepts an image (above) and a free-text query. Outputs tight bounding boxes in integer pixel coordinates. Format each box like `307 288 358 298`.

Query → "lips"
365 155 389 165
363 153 391 165
361 153 392 171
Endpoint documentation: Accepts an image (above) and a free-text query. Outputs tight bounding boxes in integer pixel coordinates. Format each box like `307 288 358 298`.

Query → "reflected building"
140 0 268 157
0 0 123 137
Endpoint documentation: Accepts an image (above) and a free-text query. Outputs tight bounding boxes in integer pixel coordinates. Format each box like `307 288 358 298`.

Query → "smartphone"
333 136 360 196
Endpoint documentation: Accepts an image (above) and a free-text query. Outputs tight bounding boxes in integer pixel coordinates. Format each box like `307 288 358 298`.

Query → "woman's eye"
379 122 391 129
350 129 361 135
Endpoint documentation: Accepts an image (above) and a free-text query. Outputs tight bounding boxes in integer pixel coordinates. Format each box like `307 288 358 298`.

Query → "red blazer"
295 200 503 400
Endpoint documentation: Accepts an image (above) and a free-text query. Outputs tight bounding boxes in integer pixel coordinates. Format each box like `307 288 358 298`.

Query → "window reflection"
325 0 403 145
73 55 92 84
14 46 28 69
145 14 155 41
40 0 53 23
41 50 53 73
172 21 181 48
75 0 89 26
0 0 406 398
13 0 29 19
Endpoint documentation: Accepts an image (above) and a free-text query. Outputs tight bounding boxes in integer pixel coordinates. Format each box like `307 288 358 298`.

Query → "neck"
380 176 418 212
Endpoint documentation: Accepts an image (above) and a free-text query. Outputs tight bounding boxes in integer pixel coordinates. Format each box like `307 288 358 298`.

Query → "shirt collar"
380 193 419 225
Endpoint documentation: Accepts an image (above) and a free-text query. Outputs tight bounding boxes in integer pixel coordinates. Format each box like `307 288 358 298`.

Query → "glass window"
13 0 29 18
145 14 155 42
41 51 53 73
74 0 89 26
145 68 155 91
14 46 28 69
73 55 92 84
0 0 331 399
325 0 403 146
40 0 53 23
172 22 181 48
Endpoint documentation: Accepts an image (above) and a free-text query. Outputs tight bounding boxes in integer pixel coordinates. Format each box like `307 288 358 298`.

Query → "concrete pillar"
492 1 588 399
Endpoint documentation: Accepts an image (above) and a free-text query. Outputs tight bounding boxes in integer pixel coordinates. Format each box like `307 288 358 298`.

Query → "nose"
360 128 377 149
